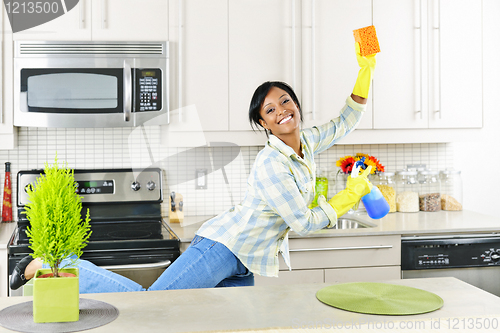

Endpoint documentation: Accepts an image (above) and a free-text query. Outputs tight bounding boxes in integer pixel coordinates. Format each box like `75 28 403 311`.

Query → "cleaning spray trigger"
351 157 365 178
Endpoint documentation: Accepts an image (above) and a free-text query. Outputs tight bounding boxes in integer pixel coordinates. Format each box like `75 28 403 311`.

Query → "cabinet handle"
311 0 316 120
415 0 423 119
178 0 183 121
79 0 85 29
433 0 441 119
101 0 107 29
100 260 171 271
289 245 393 252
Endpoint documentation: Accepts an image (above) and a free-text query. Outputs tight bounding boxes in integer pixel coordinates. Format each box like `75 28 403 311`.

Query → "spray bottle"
351 158 389 219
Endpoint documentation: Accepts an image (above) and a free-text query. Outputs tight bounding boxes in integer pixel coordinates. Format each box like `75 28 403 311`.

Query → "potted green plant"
25 157 91 323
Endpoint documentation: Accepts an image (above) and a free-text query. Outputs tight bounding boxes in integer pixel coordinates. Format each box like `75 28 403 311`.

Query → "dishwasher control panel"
402 235 500 270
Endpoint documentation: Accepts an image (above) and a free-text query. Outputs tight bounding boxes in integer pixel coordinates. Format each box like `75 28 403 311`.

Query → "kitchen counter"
167 210 500 243
0 277 498 332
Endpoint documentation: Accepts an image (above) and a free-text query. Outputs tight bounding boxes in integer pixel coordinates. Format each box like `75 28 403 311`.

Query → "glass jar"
440 169 463 211
418 170 441 212
395 170 419 212
374 172 396 213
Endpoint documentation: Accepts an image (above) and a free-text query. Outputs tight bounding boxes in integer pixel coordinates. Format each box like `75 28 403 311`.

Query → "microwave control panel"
136 69 162 112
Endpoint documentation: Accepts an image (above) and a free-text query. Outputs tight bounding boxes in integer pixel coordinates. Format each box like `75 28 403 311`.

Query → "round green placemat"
316 282 443 315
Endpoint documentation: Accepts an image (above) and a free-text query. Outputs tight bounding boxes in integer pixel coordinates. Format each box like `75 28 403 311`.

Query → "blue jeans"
46 236 254 293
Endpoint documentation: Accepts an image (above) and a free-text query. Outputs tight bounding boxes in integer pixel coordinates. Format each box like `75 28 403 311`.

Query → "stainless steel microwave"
14 41 169 128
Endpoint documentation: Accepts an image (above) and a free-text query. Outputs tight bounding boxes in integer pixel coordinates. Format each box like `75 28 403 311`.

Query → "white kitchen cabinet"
12 0 168 41
324 266 401 284
228 0 373 132
301 0 373 130
254 234 401 286
92 0 169 41
1 5 17 150
12 0 92 41
429 0 482 128
253 269 324 286
168 0 228 132
373 0 482 129
228 0 300 132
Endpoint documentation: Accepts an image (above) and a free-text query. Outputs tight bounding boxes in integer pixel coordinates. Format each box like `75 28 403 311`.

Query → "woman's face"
259 87 301 137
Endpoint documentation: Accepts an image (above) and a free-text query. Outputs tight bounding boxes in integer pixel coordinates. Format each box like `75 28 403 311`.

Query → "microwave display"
136 68 162 112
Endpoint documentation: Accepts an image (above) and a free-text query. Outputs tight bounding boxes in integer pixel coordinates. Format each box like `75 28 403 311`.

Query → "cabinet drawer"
325 266 401 284
280 235 401 270
254 269 324 286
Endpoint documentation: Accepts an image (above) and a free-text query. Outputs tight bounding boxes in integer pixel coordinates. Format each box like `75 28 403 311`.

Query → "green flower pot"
33 268 79 323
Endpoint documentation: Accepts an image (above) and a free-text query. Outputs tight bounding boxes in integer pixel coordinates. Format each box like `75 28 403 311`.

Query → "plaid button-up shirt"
196 97 365 277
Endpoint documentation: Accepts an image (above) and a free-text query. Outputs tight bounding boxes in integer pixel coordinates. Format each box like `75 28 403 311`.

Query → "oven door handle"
123 60 132 122
100 259 171 271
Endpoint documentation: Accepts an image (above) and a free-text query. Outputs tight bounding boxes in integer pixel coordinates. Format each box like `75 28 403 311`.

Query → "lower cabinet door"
324 266 401 284
254 269 324 286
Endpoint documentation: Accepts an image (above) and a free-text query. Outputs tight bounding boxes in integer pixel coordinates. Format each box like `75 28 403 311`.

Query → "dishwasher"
401 234 500 297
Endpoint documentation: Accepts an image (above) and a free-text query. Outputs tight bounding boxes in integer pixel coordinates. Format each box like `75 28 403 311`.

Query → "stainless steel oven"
14 41 169 128
402 234 500 297
8 168 180 296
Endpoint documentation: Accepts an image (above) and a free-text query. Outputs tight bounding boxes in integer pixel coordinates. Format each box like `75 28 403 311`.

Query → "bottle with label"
2 162 13 222
310 167 328 208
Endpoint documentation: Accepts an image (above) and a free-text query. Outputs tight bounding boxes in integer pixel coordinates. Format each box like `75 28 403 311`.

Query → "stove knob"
147 181 156 191
490 251 500 262
131 181 141 191
24 183 34 193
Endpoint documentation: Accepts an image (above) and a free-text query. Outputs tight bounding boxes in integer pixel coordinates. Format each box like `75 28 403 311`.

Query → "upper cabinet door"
374 0 482 130
92 0 168 41
373 0 428 129
1 7 16 149
12 0 91 40
428 0 482 128
168 0 229 132
229 0 299 132
301 0 372 130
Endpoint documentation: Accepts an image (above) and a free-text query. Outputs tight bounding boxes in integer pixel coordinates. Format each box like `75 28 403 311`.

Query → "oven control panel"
481 249 500 264
402 236 500 270
18 168 163 205
416 253 450 267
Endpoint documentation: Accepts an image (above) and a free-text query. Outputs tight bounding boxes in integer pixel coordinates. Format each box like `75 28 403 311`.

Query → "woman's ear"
259 119 268 130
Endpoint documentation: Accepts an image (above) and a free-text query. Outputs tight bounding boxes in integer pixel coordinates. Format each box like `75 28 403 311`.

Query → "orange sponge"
353 25 380 56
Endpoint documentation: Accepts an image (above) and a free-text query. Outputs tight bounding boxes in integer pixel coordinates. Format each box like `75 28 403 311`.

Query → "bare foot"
24 258 43 280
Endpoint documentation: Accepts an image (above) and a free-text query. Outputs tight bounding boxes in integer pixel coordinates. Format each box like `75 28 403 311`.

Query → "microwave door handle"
20 91 29 113
123 61 132 122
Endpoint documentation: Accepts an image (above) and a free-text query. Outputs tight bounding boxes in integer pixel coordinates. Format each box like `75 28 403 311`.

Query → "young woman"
11 43 376 293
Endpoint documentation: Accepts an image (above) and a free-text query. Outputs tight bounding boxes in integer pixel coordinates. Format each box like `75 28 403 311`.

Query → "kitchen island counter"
168 210 500 243
0 277 498 332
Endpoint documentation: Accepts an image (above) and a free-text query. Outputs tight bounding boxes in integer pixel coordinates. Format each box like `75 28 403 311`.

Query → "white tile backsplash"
0 126 455 220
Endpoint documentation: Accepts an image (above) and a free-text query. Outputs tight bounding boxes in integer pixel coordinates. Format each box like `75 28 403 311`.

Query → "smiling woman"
12 42 377 294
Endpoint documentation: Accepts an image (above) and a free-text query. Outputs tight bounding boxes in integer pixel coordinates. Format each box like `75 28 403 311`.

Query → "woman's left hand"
352 42 377 100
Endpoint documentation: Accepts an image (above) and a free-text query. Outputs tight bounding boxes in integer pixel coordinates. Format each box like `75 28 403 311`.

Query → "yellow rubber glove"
328 166 373 217
352 42 377 99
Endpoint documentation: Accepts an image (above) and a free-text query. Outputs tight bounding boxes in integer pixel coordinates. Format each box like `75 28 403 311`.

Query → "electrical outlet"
195 169 207 189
